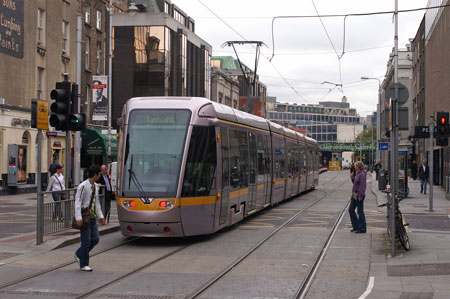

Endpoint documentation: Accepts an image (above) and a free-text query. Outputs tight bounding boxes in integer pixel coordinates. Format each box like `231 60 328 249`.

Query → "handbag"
351 192 358 201
54 175 66 201
72 185 95 230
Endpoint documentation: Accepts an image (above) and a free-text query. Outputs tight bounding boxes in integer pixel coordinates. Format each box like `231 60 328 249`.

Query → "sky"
178 0 429 117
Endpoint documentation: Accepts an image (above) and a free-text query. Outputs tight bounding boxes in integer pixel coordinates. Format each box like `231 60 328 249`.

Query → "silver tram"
116 97 320 237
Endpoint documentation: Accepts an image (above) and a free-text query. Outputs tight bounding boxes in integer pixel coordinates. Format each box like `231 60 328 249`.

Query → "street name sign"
415 126 436 138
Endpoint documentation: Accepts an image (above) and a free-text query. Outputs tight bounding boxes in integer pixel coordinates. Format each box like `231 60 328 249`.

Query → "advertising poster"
92 75 108 121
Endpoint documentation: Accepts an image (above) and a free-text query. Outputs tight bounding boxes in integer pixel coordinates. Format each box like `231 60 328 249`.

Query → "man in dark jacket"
96 165 113 222
419 160 429 194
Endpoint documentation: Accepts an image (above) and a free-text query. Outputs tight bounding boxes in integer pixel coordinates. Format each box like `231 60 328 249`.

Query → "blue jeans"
420 178 427 193
349 195 366 232
75 219 99 268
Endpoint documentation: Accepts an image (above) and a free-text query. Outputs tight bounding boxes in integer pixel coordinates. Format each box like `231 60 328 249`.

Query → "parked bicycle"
378 197 410 251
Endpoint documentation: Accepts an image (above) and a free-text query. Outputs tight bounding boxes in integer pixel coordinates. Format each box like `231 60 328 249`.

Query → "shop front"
81 128 118 176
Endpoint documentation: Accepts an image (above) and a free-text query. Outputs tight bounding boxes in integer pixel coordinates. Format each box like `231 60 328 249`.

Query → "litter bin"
378 170 387 190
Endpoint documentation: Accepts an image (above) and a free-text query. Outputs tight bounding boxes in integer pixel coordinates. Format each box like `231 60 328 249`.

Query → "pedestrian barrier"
42 186 105 235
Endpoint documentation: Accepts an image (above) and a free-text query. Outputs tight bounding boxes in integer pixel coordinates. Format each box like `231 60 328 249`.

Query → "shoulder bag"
54 175 66 201
71 185 94 230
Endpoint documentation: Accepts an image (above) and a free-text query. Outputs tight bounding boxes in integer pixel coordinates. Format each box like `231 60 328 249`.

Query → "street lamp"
361 76 381 165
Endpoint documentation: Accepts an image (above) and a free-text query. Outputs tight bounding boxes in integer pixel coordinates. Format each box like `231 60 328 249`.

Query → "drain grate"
399 292 433 299
388 263 450 276
99 295 173 299
0 290 77 297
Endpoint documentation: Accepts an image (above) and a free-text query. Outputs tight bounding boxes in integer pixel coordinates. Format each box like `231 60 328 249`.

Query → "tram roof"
123 97 312 142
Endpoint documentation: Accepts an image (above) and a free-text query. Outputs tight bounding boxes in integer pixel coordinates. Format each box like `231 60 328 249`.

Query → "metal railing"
42 187 105 235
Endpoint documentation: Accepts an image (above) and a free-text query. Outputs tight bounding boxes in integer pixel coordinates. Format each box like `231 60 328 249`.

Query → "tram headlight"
123 200 136 208
159 200 174 209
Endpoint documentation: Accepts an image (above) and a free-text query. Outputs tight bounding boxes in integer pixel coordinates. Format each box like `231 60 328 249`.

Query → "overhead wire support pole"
391 0 399 258
221 41 266 111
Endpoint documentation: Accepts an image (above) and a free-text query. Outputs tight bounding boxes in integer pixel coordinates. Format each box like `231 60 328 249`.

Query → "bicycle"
378 197 410 251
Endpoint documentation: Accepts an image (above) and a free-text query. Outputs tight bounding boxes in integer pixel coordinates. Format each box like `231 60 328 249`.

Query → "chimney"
341 96 347 103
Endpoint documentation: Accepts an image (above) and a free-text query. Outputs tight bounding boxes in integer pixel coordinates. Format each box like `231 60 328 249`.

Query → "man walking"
419 160 430 194
74 165 104 272
97 165 113 223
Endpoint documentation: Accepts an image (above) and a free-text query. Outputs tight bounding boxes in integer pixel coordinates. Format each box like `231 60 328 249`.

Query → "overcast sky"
179 0 429 117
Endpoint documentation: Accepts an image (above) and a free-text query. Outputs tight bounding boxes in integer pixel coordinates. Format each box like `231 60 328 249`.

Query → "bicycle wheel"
396 211 410 251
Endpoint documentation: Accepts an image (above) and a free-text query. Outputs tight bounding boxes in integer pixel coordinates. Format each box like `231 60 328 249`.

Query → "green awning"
82 128 118 157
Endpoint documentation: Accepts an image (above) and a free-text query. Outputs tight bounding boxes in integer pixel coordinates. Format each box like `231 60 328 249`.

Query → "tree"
355 126 377 143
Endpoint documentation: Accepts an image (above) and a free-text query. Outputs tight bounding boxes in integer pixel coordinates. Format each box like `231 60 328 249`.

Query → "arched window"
22 131 30 144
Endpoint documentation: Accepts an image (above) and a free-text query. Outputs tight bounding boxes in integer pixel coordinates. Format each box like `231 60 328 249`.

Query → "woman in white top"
46 164 65 220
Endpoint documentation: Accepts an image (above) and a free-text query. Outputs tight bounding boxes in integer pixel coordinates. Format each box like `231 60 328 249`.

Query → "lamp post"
361 77 381 164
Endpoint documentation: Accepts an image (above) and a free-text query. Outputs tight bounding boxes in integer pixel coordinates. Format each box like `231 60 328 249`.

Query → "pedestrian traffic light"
49 81 71 131
67 83 86 131
436 112 449 146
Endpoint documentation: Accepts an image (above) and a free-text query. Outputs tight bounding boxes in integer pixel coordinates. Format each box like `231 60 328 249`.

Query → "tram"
116 97 320 237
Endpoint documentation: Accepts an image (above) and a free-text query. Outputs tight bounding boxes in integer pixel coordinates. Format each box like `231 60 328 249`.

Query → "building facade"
111 0 212 128
420 0 450 186
379 46 414 169
210 67 239 108
267 97 362 143
0 0 80 188
211 56 267 118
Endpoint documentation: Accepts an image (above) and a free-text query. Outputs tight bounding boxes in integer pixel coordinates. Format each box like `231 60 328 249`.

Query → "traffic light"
436 112 449 146
67 83 86 131
49 81 71 131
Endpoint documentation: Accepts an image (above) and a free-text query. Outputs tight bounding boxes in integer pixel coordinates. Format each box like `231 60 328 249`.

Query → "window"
37 9 45 46
181 126 217 197
96 10 101 30
96 42 102 74
123 109 191 197
37 68 44 99
62 21 69 54
174 9 185 25
85 85 90 106
164 1 170 14
85 5 90 24
85 37 90 70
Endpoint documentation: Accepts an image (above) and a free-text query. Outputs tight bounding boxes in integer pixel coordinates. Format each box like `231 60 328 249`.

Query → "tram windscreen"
123 109 191 197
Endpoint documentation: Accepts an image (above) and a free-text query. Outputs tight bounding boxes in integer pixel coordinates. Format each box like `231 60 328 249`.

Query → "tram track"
0 236 141 290
185 172 349 299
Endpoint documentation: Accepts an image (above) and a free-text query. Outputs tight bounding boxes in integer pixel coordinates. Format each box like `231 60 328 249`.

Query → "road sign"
415 126 436 138
385 83 409 106
379 142 389 151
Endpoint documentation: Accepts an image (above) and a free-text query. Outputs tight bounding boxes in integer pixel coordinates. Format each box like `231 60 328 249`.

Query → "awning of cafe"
82 128 118 157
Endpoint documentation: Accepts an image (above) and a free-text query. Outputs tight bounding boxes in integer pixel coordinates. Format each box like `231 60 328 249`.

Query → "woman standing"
349 161 367 233
46 164 65 220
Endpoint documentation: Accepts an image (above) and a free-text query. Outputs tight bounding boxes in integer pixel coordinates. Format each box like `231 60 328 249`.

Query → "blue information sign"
379 142 389 151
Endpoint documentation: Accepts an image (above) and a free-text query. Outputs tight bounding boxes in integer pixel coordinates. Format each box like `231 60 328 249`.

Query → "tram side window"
248 132 257 184
181 126 217 197
273 137 285 179
221 127 230 189
228 129 249 189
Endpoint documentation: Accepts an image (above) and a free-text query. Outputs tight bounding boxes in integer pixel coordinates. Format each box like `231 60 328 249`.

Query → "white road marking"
359 276 375 299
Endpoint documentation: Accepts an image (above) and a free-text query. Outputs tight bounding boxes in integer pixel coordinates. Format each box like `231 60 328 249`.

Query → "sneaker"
74 253 80 266
80 266 93 272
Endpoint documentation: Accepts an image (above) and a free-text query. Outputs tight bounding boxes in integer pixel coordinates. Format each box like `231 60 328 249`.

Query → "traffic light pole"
36 129 44 245
429 116 434 212
74 15 82 186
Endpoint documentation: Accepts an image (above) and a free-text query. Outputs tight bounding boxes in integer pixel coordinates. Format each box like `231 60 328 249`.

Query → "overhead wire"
310 0 345 95
197 0 311 104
